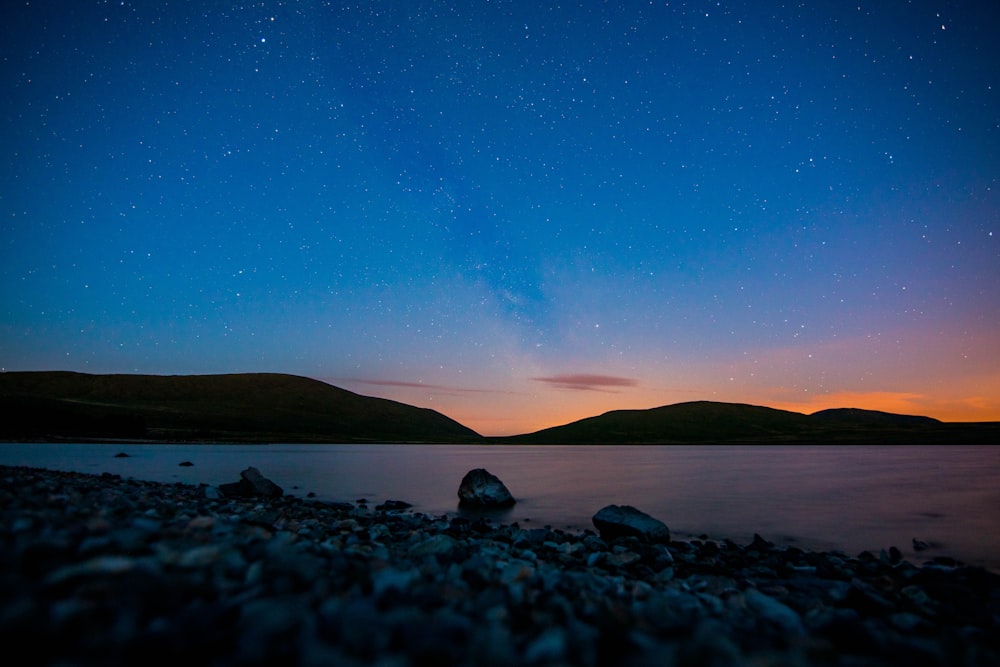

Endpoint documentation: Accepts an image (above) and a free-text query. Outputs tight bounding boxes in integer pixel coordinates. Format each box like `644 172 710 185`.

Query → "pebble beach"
1 463 997 666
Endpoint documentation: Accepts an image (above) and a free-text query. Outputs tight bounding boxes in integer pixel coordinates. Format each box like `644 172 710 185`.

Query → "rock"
605 550 641 568
743 588 806 636
524 627 567 664
749 533 773 551
375 499 412 511
241 466 283 497
218 481 250 497
114 452 129 458
178 461 194 467
409 534 457 557
457 468 515 507
591 505 670 543
371 566 420 597
218 466 283 498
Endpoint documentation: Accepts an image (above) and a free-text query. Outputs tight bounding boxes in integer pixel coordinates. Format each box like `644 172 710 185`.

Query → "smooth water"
1 443 998 571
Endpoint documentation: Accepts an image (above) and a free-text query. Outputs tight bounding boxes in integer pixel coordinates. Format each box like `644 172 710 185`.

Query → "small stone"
369 523 391 541
524 627 566 664
501 561 536 584
743 588 806 636
177 545 222 568
375 499 412 511
605 550 641 568
187 516 215 530
890 611 930 633
409 533 457 557
372 566 420 597
592 505 670 543
45 555 138 585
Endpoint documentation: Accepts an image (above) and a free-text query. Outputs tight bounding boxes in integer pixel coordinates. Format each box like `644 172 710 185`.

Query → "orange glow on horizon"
415 383 1000 437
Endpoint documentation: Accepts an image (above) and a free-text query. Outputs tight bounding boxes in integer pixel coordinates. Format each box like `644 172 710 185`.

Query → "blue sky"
3 1 998 434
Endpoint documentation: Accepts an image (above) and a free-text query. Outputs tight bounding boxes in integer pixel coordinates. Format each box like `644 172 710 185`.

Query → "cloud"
330 377 509 396
533 374 639 392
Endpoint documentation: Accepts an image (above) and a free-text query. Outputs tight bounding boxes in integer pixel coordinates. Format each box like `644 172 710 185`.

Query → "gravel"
1 464 997 666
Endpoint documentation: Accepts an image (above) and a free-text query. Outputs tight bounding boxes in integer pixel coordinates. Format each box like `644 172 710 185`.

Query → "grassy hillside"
0 371 483 443
496 401 1000 445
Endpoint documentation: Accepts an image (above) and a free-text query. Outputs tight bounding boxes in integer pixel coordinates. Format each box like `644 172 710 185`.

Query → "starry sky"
2 1 999 436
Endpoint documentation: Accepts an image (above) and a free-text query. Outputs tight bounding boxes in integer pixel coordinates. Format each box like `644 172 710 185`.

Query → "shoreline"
1 464 997 666
4 441 998 575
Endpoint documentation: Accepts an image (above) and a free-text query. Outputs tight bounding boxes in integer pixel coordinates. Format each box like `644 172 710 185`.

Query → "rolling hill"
0 371 483 443
496 401 1000 445
3 372 997 444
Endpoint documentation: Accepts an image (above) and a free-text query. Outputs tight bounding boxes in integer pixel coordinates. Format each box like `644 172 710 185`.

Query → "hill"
0 371 483 443
496 401 1000 445
3 372 998 444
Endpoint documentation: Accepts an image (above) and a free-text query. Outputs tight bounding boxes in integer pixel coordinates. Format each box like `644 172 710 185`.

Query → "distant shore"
1 464 997 666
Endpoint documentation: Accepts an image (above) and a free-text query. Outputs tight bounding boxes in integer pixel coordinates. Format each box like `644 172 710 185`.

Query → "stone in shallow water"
375 499 412 511
457 468 515 507
591 505 670 543
218 466 283 498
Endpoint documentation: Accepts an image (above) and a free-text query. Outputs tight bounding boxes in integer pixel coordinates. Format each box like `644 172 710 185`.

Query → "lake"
1 443 998 571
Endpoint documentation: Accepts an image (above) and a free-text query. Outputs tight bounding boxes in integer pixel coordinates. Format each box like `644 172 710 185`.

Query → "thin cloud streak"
533 374 639 392
332 377 512 395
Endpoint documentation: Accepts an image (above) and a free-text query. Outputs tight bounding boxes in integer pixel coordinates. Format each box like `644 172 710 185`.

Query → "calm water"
1 443 998 571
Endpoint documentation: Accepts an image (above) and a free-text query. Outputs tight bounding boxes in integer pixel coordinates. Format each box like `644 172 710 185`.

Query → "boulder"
457 468 515 507
592 504 670 543
218 466 283 499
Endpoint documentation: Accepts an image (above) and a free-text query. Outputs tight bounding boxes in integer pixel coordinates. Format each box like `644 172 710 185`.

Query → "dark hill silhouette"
497 401 1000 445
499 401 813 444
809 407 940 427
0 371 482 443
810 408 941 427
3 372 998 444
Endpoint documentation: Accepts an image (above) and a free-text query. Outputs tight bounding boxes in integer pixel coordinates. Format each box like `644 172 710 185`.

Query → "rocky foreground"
1 465 998 666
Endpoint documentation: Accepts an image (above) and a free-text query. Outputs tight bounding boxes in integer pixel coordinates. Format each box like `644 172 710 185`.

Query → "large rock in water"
592 505 670 543
218 466 284 499
457 468 515 507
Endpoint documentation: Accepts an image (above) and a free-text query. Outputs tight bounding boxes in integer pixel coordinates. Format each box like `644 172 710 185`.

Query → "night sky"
3 1 998 436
